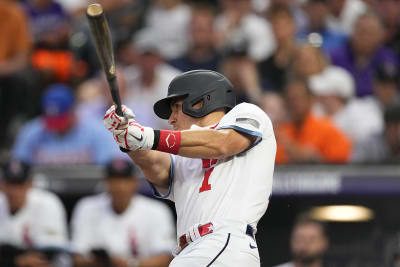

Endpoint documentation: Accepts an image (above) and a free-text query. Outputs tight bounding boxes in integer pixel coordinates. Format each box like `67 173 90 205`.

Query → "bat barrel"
86 3 123 116
86 4 116 81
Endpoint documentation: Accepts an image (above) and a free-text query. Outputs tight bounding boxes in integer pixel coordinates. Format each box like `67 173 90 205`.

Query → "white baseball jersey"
152 102 276 237
70 193 175 259
0 188 68 248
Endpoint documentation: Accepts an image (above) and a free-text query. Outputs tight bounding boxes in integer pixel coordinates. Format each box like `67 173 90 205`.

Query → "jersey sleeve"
216 103 272 149
148 155 175 202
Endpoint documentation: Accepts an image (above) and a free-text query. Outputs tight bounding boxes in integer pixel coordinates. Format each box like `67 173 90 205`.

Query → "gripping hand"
103 105 154 151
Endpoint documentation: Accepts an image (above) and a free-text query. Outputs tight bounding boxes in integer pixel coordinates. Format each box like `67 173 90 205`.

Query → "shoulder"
28 188 64 210
223 103 271 125
377 46 399 61
20 118 45 136
74 194 108 213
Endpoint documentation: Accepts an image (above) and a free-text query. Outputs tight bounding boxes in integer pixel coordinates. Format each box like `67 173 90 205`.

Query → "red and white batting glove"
103 105 154 151
103 105 182 154
103 105 135 132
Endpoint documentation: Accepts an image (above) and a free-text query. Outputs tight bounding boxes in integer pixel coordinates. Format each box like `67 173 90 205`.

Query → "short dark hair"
1 160 31 184
267 4 294 21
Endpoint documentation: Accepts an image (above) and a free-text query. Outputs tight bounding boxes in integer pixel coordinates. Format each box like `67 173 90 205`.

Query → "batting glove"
103 105 154 151
103 105 135 131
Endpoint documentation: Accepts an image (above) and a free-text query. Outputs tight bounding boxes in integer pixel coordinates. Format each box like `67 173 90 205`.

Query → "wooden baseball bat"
86 3 123 116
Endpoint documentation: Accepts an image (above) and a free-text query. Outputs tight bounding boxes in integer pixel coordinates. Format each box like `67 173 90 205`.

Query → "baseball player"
0 160 68 267
70 159 175 267
103 70 277 266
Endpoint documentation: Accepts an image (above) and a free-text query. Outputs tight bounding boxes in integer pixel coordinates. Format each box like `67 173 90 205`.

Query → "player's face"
290 222 328 264
0 181 30 214
168 99 200 130
105 177 138 214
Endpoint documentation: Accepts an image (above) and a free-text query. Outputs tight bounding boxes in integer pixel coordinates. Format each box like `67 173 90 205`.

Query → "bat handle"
115 104 123 117
109 77 123 116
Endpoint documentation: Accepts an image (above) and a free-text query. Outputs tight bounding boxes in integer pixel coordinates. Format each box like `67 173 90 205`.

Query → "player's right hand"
103 105 135 132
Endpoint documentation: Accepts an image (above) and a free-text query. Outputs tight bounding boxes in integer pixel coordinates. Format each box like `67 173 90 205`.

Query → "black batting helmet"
153 70 236 119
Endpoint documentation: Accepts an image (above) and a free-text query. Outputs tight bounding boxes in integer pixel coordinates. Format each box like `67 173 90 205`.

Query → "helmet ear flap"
182 94 208 118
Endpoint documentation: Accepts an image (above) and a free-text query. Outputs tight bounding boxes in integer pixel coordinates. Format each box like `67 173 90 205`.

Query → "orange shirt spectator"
275 78 352 164
275 113 352 164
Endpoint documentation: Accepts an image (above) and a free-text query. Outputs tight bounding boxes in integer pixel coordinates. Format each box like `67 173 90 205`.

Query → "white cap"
132 29 160 54
309 66 355 99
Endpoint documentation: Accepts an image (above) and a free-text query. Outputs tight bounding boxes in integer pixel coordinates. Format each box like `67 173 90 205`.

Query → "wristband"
152 130 181 154
120 146 131 153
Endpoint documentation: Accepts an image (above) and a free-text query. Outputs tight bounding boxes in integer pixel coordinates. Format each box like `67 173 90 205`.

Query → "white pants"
169 231 260 267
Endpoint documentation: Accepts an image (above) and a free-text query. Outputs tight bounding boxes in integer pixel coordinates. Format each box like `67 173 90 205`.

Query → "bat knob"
87 3 103 17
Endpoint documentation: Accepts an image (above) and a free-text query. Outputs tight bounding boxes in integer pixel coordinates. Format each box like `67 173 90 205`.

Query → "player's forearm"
177 129 251 159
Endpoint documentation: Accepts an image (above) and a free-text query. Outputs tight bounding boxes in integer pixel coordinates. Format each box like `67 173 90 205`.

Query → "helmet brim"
153 93 188 120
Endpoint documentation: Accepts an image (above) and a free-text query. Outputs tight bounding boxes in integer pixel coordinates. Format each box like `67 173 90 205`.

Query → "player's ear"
192 99 204 110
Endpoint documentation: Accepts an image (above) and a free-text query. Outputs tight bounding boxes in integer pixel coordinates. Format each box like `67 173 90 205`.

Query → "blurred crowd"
1 0 400 166
1 1 400 266
0 0 400 164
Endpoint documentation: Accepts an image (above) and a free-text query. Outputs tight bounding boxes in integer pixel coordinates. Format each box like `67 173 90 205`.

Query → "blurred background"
0 0 400 266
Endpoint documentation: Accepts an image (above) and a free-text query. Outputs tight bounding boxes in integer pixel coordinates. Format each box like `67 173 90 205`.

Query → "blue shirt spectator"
298 29 347 54
299 0 347 53
12 84 120 165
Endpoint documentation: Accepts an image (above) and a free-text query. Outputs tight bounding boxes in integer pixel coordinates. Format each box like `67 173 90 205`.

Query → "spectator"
258 4 298 92
12 84 120 165
298 0 347 53
273 218 329 267
291 43 328 80
71 159 175 267
0 159 68 267
23 0 70 47
374 0 400 58
144 0 191 60
215 0 276 62
325 0 367 35
309 66 383 142
266 0 308 33
220 41 263 104
168 4 221 72
330 12 399 97
352 104 400 163
372 62 400 110
275 78 352 164
0 0 33 150
24 0 87 85
260 92 287 125
123 29 181 129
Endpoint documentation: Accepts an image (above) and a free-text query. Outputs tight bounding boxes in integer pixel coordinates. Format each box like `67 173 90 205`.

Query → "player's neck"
197 110 225 128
